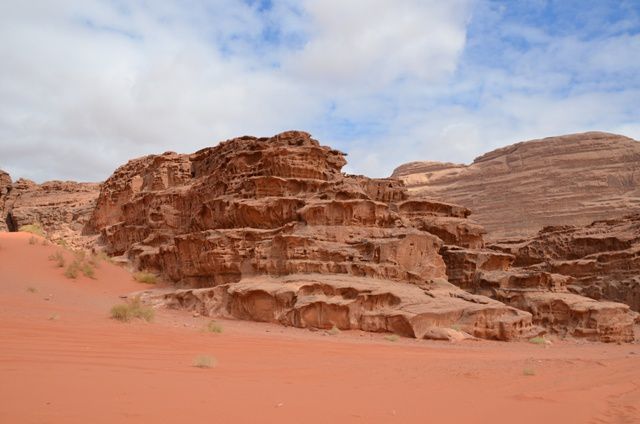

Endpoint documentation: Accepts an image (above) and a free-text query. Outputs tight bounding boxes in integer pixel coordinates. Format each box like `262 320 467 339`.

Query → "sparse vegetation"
28 236 37 245
529 336 546 345
206 321 224 334
193 355 216 369
110 298 154 322
26 286 37 293
80 261 96 279
384 334 399 342
55 239 69 248
48 251 66 268
19 223 45 237
328 325 341 335
48 313 60 321
64 261 80 279
133 271 157 284
523 368 536 376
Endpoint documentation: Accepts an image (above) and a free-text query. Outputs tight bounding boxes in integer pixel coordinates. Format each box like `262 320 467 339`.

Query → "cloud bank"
0 0 638 182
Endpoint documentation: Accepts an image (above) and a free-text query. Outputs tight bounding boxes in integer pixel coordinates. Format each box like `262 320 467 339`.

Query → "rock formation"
91 131 637 342
490 214 640 313
0 169 99 248
392 132 640 240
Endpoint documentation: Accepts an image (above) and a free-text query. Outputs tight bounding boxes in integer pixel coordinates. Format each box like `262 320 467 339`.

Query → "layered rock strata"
0 170 99 247
392 132 640 240
91 131 637 342
91 131 537 340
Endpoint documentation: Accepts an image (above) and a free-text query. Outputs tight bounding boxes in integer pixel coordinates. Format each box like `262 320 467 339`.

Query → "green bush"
529 336 546 345
110 298 154 322
48 251 65 268
133 271 157 284
19 223 45 237
206 321 223 334
193 355 216 369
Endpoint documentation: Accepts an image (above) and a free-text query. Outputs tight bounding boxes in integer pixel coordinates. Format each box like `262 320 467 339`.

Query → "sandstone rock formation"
90 131 540 340
90 131 637 342
490 214 640 313
392 132 640 240
0 170 99 248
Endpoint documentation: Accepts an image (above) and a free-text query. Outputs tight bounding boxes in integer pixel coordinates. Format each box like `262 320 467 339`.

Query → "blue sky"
0 0 639 182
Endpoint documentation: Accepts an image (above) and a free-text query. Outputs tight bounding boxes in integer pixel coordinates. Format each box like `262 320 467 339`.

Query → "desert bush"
328 325 341 335
384 334 399 342
529 336 546 345
28 236 37 245
26 286 37 293
206 321 223 334
48 251 65 268
523 368 536 376
193 355 216 369
80 261 96 279
19 223 44 237
110 298 154 322
133 271 157 284
64 261 80 279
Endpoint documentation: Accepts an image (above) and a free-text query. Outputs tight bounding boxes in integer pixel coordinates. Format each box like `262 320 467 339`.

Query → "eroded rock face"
90 131 638 342
490 215 640 313
392 132 640 241
92 131 539 341
0 171 100 248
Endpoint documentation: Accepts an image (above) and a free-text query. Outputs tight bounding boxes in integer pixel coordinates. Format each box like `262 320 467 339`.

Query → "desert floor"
1 232 639 424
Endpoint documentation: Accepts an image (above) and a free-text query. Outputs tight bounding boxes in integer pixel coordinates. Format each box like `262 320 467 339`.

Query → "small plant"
19 223 45 237
328 325 341 335
48 251 66 268
48 313 60 321
28 236 37 245
523 368 536 376
206 321 223 334
56 239 69 248
529 336 546 345
80 262 96 279
94 251 114 264
64 262 80 279
384 334 399 342
193 355 216 369
110 298 154 322
133 271 157 284
26 286 37 293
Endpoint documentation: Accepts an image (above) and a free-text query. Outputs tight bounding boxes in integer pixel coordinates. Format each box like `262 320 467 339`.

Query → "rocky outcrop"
90 130 637 342
0 172 100 248
91 131 542 341
490 214 640 313
392 132 640 240
0 170 12 231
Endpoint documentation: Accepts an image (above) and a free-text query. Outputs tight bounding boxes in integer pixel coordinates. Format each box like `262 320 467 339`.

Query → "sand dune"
1 232 639 423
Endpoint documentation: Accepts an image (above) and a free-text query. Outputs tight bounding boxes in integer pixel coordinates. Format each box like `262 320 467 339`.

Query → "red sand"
1 232 639 423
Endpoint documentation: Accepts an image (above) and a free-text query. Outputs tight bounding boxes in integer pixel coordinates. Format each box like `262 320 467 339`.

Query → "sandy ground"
1 232 639 424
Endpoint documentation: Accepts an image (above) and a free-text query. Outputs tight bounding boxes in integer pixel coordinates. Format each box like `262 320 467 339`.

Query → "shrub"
193 355 216 369
523 368 536 376
80 262 96 279
384 334 399 342
19 223 44 237
64 262 80 279
206 321 223 334
133 271 157 284
529 336 546 345
328 325 341 335
48 313 60 321
48 251 65 268
26 286 37 293
110 298 154 322
28 236 37 245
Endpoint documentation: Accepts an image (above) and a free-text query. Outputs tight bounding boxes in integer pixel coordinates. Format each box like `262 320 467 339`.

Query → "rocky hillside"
392 132 640 240
89 131 637 342
0 170 99 247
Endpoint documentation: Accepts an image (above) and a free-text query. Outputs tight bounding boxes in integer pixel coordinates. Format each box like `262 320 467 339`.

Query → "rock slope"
392 132 640 240
0 170 99 247
90 131 636 342
490 214 640 313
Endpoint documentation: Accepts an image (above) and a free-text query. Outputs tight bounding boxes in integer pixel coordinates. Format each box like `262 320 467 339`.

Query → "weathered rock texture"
490 214 640 313
90 131 542 340
91 131 637 342
0 170 99 248
392 132 640 241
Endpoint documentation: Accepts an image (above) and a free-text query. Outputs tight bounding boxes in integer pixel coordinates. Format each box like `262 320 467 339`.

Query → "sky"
0 0 639 182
